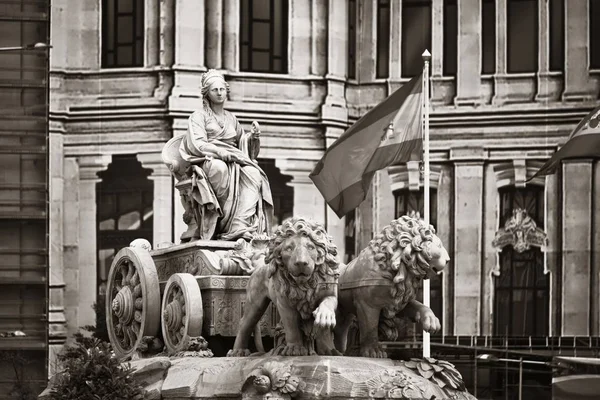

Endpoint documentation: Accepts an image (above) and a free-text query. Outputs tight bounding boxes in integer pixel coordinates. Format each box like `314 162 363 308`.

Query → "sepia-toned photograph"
1 0 599 399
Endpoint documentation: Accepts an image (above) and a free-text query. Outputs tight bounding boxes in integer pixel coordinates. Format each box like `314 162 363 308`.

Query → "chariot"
105 136 277 360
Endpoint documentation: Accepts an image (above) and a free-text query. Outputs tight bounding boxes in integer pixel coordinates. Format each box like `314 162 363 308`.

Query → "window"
240 0 288 73
481 0 496 74
494 186 548 336
591 0 600 69
394 188 442 328
443 0 457 76
376 0 391 78
549 0 564 71
97 156 153 336
402 0 432 77
101 0 144 68
348 0 358 79
507 0 538 73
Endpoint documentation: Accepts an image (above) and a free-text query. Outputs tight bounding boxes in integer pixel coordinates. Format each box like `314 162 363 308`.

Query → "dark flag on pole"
529 105 600 181
309 73 423 218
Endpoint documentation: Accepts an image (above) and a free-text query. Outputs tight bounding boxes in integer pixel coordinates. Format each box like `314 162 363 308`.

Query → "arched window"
394 187 442 329
494 185 548 336
96 156 153 302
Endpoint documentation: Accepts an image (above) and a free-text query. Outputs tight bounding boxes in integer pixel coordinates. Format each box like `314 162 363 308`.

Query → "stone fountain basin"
131 355 477 400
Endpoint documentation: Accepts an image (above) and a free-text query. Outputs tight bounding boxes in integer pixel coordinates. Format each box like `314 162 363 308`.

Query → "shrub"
47 330 144 400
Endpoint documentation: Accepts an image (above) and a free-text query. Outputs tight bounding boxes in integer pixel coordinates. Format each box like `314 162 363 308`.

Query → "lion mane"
368 215 437 313
264 217 339 320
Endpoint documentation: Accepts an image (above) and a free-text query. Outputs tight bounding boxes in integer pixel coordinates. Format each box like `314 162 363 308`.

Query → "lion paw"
227 348 251 357
360 345 387 358
281 344 309 356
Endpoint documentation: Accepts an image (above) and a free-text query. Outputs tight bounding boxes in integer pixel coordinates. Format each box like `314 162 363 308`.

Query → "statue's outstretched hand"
251 121 261 139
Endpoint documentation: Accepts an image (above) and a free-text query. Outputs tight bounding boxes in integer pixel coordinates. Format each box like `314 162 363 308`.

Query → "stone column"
137 153 174 247
62 158 80 337
48 131 66 375
593 161 600 336
455 0 481 105
357 0 377 82
561 160 593 335
205 0 224 69
223 0 240 71
389 0 402 79
145 0 160 67
311 0 328 76
77 155 111 329
71 0 101 69
563 0 595 101
321 2 348 124
289 0 312 75
174 0 205 68
451 148 484 335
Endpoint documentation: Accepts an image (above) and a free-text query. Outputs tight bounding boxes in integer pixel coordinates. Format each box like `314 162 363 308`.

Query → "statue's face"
207 80 227 105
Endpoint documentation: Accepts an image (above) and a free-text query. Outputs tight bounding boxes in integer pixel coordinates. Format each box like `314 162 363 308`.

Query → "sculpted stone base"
129 355 477 400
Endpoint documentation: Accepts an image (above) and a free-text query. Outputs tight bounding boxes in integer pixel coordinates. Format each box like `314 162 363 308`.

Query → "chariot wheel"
106 247 161 359
161 273 203 355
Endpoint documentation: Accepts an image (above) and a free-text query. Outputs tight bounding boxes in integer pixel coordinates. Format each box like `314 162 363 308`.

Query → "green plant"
47 331 144 400
0 351 37 400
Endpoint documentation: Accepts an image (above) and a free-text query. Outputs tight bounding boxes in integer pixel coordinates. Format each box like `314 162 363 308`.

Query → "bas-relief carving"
492 208 549 255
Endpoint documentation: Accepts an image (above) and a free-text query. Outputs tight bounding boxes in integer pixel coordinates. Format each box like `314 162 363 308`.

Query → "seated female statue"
179 69 274 241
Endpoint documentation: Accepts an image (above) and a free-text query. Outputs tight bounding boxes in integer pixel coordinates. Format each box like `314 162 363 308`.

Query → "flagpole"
422 49 431 359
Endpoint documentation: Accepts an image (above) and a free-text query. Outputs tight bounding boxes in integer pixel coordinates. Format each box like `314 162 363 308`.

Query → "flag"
529 105 600 181
309 73 423 218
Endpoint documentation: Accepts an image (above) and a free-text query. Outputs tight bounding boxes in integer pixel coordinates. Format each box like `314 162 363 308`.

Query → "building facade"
46 0 600 394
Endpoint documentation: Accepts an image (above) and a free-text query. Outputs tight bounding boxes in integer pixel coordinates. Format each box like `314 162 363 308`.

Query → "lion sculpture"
334 214 450 358
228 217 341 357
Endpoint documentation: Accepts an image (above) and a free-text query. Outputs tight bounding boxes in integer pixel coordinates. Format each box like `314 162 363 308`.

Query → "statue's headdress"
201 69 229 98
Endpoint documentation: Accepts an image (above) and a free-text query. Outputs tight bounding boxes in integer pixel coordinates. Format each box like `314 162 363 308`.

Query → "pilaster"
535 0 553 102
491 0 508 105
455 0 481 105
357 0 377 82
437 165 453 335
205 0 224 69
311 0 328 76
145 0 160 67
327 0 348 78
77 155 111 329
545 173 560 336
49 132 66 375
373 171 394 234
593 161 600 335
431 0 443 78
563 0 595 101
137 153 174 247
289 0 312 76
223 0 240 71
561 160 593 335
174 0 205 68
63 158 80 336
453 157 484 335
389 0 402 79
482 164 498 336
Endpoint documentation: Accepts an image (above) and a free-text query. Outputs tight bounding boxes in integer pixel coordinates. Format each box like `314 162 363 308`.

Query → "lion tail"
253 324 265 353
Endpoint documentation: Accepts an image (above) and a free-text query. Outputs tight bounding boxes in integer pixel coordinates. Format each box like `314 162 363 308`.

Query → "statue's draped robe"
180 109 274 240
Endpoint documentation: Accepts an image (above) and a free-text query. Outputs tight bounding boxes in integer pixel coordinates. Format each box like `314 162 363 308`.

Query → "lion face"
422 235 450 275
279 235 319 283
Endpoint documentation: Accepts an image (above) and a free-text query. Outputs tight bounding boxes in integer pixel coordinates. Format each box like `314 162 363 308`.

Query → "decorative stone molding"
388 162 442 192
78 155 112 181
493 160 546 188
